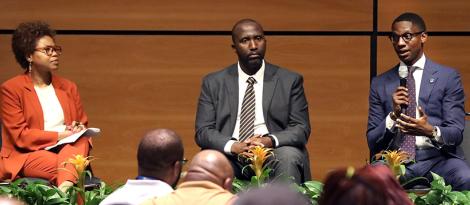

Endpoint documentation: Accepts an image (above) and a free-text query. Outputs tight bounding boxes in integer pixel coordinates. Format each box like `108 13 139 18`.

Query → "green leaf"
303 181 323 194
407 192 418 202
45 197 69 205
430 172 447 190
232 178 250 193
400 165 406 176
0 186 12 194
424 189 443 205
447 191 469 204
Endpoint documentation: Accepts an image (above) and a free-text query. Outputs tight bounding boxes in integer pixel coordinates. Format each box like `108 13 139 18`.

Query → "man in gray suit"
195 19 311 183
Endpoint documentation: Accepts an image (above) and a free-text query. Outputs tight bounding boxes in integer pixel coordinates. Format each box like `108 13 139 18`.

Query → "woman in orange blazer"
0 21 91 191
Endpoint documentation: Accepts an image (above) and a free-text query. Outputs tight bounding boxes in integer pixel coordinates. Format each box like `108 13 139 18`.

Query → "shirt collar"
237 60 265 83
399 53 426 70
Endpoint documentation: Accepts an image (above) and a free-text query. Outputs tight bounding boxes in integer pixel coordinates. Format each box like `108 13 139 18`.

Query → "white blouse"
34 84 66 132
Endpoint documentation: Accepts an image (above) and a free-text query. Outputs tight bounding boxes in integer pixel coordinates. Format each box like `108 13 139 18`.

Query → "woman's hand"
66 121 86 133
59 121 86 141
58 130 73 141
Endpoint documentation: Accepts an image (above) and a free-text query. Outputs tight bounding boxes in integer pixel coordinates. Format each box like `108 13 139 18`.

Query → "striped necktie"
239 77 256 142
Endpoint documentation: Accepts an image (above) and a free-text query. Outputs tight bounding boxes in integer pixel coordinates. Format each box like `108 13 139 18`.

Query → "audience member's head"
318 165 412 205
137 128 184 187
183 150 234 190
235 183 311 205
0 196 26 205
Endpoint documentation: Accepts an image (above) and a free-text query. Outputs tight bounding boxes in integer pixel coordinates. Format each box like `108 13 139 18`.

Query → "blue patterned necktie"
400 66 417 159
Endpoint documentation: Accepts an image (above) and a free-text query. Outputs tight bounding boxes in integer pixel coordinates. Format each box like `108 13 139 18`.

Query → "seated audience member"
142 150 236 205
99 129 184 205
318 165 412 205
234 183 311 205
1 21 91 192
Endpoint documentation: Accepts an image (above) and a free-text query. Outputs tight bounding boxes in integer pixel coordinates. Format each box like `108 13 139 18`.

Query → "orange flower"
65 155 93 177
246 146 273 178
375 150 410 177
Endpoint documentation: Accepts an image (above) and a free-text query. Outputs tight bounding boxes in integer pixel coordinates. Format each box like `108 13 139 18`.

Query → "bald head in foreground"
0 196 25 205
100 128 184 205
142 150 236 205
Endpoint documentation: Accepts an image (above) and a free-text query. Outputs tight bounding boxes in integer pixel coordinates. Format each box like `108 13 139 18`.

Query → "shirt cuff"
433 126 444 145
224 140 237 155
269 134 279 148
385 112 397 132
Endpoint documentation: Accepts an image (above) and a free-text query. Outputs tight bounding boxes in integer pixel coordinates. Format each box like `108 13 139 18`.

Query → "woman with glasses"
0 21 91 191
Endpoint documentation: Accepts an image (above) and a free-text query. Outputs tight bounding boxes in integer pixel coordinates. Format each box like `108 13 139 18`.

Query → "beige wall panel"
377 36 470 114
379 1 470 31
0 0 371 31
1 35 370 183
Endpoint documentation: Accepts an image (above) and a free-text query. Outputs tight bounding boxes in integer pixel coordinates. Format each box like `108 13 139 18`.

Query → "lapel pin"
429 78 435 83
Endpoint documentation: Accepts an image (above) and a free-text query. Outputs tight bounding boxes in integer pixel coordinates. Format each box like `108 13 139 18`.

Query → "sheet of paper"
45 128 100 150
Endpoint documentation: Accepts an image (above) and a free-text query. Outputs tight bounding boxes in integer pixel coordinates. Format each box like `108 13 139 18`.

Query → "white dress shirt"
385 54 442 148
223 60 279 154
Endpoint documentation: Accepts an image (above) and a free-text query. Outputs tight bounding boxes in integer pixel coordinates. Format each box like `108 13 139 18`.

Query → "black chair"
462 112 470 163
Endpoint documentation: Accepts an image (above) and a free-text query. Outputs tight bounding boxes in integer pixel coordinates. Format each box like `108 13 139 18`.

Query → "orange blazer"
0 74 88 180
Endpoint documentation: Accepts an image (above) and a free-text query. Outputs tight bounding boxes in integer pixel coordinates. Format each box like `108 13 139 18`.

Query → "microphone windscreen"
398 66 408 79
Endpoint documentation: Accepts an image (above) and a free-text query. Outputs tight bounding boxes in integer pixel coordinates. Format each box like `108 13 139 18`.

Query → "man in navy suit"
195 19 311 183
367 12 470 190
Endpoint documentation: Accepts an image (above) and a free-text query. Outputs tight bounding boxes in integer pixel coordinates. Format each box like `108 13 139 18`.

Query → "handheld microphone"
398 67 408 114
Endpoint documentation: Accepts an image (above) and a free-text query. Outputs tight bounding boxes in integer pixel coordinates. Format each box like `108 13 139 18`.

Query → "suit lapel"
418 60 438 108
385 65 400 111
23 75 45 129
225 65 239 130
263 63 278 120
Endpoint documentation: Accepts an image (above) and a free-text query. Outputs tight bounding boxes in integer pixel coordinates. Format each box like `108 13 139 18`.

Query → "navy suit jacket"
367 59 465 159
195 62 311 152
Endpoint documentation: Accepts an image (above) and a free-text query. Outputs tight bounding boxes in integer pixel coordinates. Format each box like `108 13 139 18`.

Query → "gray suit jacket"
195 62 311 152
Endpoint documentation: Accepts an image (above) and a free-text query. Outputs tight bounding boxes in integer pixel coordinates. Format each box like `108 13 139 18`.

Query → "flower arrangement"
61 155 94 204
0 155 113 205
375 150 410 178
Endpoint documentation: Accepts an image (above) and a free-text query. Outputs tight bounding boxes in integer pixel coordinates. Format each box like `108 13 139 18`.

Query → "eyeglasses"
389 31 425 43
180 158 188 165
34 46 62 56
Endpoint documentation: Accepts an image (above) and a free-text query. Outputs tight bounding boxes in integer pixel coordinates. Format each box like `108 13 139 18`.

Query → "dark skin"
230 20 273 154
390 21 434 137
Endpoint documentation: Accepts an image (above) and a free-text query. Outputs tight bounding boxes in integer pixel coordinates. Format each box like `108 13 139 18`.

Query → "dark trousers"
404 148 470 191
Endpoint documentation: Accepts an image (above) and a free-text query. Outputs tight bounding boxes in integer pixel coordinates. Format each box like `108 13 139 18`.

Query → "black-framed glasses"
389 31 425 43
34 46 62 56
